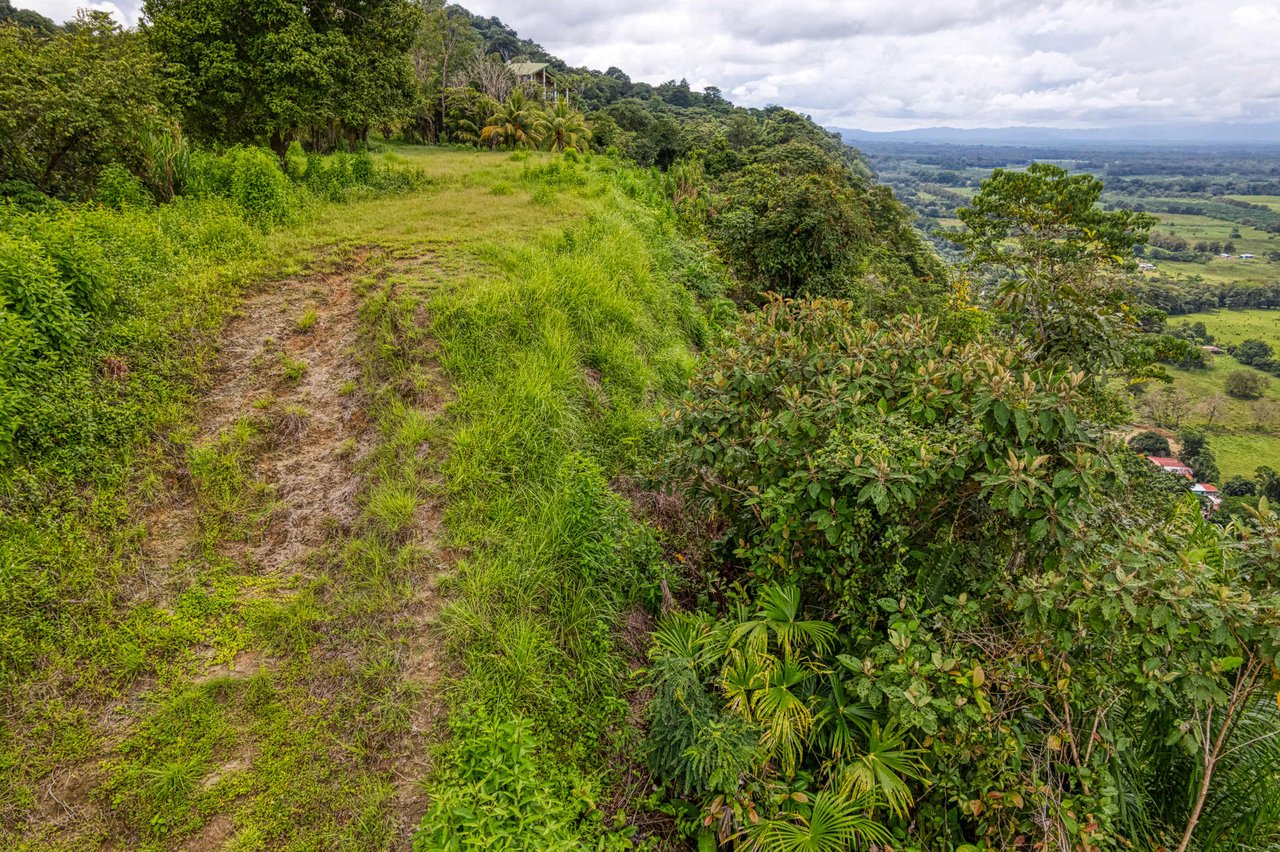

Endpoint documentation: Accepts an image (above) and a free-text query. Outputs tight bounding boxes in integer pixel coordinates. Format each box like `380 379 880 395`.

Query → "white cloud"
28 0 134 26
20 0 1280 130
463 0 1280 129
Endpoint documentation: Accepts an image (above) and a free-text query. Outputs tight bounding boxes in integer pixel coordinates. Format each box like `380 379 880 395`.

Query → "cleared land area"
1151 308 1280 479
1141 212 1280 285
3 148 696 851
1175 307 1280 346
1226 194 1280 212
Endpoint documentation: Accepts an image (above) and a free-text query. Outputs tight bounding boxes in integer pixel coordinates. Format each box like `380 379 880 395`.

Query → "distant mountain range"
830 123 1280 147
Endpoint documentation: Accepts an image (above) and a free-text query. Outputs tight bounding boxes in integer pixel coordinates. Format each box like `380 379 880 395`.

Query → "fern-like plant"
744 790 893 851
836 720 928 819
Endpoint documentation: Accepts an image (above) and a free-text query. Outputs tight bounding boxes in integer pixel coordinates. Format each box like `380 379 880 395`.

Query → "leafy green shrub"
228 147 292 226
1232 338 1274 368
1178 427 1220 483
95 163 152 209
663 296 1118 597
0 188 260 479
284 140 307 182
0 232 80 352
186 147 292 227
703 145 946 309
0 15 170 199
0 181 59 212
654 296 1280 848
1222 475 1257 497
154 196 258 263
413 712 629 850
351 150 375 185
1225 368 1268 399
13 213 113 316
1128 429 1171 456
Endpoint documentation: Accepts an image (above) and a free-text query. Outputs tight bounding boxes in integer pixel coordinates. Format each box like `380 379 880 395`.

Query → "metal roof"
507 62 549 76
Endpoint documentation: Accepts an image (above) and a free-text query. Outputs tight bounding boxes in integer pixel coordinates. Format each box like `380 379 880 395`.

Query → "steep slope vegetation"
0 149 691 848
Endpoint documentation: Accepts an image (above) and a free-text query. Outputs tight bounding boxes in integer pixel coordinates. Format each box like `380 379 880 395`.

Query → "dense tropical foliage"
0 1 1277 850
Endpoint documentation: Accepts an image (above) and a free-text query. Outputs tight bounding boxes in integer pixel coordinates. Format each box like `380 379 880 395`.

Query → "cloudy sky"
26 0 1280 130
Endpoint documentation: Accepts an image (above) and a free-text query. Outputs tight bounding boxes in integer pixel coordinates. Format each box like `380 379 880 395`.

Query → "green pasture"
1174 307 1280 346
1155 353 1280 479
1224 194 1280 212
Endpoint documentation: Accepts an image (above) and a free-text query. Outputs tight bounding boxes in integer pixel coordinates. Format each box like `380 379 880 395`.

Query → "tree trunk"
1175 657 1261 852
269 128 290 162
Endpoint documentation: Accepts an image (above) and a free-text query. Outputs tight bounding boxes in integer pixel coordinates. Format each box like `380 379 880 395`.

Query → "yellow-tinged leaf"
972 666 985 688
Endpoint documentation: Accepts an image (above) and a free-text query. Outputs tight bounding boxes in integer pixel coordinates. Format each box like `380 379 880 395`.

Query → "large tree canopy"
0 13 169 197
952 163 1157 379
142 0 420 148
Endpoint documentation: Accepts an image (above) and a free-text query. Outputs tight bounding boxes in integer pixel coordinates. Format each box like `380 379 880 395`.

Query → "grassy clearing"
1139 212 1280 285
1210 431 1280 480
1154 310 1280 479
1143 354 1280 479
1174 307 1280 346
2 147 712 848
1225 194 1280 212
416 156 718 844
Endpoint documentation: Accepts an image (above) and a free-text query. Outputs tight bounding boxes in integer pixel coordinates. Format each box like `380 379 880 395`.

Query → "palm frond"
745 790 892 851
836 721 928 819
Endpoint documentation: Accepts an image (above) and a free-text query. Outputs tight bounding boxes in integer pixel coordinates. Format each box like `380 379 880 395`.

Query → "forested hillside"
0 3 1277 852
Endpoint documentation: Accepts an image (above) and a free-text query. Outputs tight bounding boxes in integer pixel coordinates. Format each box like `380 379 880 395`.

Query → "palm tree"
542 96 591 152
480 89 545 150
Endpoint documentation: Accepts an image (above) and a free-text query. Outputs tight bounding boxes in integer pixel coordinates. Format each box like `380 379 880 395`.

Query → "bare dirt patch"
138 251 379 581
181 813 234 852
26 247 455 849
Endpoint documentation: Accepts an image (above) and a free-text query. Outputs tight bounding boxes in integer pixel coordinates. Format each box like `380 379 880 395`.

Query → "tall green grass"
0 146 423 840
416 160 721 845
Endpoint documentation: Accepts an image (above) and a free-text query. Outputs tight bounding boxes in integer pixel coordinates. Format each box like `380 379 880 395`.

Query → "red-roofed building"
1191 483 1223 514
1148 456 1193 478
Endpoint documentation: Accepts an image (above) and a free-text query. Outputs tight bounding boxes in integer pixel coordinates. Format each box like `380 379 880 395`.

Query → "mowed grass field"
1209 432 1280 482
1155 308 1280 479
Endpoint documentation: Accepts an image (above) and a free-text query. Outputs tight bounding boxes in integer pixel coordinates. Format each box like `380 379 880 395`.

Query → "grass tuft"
294 305 318 333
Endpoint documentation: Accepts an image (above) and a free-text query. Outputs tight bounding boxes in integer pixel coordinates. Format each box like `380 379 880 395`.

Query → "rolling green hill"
1136 308 1280 480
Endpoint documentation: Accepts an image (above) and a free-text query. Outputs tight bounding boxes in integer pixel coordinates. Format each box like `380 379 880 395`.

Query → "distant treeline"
863 141 1280 205
1133 275 1280 314
1113 198 1280 232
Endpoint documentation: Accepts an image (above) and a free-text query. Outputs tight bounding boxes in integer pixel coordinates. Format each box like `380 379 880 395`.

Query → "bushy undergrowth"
0 195 258 486
416 161 721 846
646 296 1280 850
183 144 429 228
0 147 424 829
0 145 423 486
